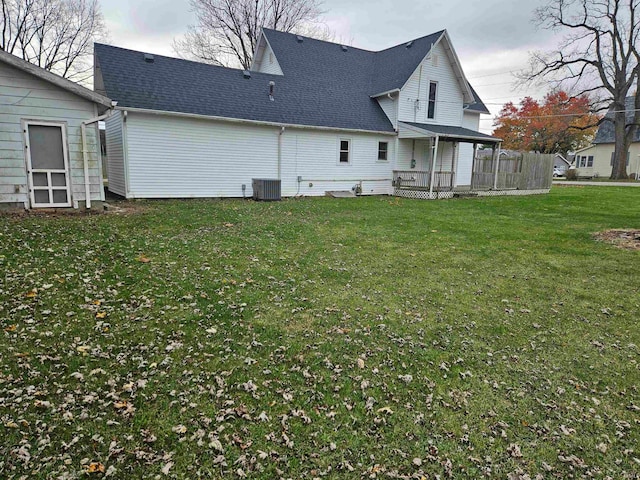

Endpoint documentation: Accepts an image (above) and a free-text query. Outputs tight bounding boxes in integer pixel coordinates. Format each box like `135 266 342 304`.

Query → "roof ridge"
262 28 445 54
375 30 445 53
95 42 271 76
261 28 376 54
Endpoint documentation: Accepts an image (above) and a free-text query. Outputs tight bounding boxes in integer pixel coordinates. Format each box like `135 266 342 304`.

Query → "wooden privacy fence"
472 153 554 191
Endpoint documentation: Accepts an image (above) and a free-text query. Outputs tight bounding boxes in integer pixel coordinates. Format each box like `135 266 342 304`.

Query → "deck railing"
393 170 454 192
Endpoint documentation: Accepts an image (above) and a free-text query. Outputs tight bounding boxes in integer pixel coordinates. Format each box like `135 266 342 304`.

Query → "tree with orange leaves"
492 91 599 156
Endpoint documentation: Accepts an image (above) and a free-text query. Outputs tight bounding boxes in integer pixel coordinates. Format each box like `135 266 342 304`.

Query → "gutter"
114 106 397 137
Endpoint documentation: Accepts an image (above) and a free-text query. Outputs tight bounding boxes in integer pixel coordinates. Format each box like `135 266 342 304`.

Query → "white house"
573 97 640 179
0 50 112 209
95 28 513 200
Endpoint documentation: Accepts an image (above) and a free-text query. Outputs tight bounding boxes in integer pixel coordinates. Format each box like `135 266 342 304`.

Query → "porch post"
429 136 439 196
492 143 500 190
471 142 478 190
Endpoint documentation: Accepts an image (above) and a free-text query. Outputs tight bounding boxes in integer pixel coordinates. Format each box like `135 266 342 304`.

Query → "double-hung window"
378 141 388 161
427 82 437 120
339 139 350 164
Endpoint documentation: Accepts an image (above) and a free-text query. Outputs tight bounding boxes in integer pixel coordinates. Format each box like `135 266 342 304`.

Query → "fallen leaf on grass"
24 289 38 298
161 462 174 475
85 462 106 473
4 324 16 332
77 345 91 355
377 406 394 415
137 255 151 263
95 311 107 319
172 425 187 434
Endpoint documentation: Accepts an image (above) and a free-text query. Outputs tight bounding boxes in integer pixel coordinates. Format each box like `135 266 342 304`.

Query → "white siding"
376 95 398 129
0 61 102 206
122 113 394 198
105 111 126 196
457 111 481 186
255 42 284 76
280 130 394 196
398 42 464 127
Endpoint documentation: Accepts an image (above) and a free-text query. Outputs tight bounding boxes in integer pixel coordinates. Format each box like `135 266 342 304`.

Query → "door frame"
23 120 72 208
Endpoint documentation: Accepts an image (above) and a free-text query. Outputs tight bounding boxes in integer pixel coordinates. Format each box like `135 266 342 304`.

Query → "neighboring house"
94 28 509 200
0 50 112 209
573 97 640 178
553 154 571 173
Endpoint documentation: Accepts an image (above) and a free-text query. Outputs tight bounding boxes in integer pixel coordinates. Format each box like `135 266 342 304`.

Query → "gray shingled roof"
94 29 489 133
465 85 490 114
402 122 500 142
594 97 640 144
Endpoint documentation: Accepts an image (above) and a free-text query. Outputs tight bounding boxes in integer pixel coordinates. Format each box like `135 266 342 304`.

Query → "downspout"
277 126 285 180
81 110 112 209
429 136 439 196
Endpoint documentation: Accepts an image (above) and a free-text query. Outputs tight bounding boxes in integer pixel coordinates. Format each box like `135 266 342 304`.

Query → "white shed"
0 50 112 210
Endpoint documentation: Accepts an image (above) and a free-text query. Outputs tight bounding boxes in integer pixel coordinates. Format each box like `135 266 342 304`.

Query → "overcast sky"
98 0 558 133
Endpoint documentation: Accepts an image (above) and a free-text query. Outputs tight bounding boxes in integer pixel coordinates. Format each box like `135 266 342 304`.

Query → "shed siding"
0 61 102 206
104 111 126 196
398 42 464 127
256 43 284 75
376 95 398 129
123 113 393 198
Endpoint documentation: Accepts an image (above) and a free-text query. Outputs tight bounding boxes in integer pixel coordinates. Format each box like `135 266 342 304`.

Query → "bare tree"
1 0 107 83
174 0 331 70
525 0 640 179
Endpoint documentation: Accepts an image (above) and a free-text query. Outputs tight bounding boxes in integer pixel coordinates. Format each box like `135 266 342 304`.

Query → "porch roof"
398 122 501 143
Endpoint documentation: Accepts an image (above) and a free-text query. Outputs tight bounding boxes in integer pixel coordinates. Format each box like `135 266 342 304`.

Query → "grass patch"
1 187 639 479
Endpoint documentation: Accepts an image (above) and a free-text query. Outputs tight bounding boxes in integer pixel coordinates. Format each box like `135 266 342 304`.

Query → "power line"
466 69 519 80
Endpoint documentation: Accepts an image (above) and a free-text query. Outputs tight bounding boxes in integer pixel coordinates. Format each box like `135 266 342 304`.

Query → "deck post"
471 142 478 190
492 143 500 190
429 136 439 196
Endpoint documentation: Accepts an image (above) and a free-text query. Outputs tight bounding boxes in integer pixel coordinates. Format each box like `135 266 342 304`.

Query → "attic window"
432 54 439 67
269 52 273 64
144 53 155 63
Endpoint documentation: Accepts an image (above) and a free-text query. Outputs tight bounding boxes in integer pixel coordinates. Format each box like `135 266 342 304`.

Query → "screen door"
26 122 71 207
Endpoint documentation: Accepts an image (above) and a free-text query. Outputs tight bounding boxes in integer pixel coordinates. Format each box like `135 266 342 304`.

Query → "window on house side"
339 139 350 164
378 142 388 161
428 82 437 120
610 151 631 166
587 156 594 167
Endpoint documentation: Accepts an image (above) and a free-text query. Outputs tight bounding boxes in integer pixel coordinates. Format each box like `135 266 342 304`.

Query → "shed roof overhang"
398 121 501 144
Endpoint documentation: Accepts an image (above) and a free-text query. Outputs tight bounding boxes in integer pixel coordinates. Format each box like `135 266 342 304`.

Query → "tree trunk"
610 109 629 179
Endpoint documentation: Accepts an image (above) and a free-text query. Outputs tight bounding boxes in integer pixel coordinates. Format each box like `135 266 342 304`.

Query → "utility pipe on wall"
81 111 112 209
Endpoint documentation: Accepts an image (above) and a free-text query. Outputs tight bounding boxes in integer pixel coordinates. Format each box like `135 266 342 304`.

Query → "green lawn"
1 187 639 479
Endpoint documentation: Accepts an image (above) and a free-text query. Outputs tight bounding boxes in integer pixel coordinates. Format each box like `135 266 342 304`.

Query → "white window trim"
338 138 352 165
23 120 72 208
427 81 438 121
377 140 389 162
